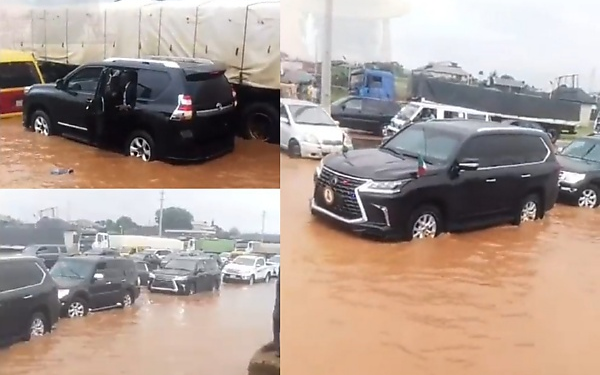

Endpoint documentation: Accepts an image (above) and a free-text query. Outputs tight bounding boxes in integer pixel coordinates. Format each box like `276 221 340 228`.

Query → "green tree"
116 216 138 231
156 207 194 230
228 227 241 238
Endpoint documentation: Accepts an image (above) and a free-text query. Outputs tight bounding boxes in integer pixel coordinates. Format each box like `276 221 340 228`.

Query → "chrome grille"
152 279 176 290
315 168 365 220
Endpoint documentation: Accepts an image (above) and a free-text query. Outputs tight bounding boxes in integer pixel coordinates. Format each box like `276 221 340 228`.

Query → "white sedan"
280 98 353 159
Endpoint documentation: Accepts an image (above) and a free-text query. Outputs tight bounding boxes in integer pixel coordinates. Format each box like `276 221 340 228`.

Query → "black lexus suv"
0 256 61 347
310 120 560 241
50 255 140 318
556 134 600 208
23 57 236 162
149 255 221 295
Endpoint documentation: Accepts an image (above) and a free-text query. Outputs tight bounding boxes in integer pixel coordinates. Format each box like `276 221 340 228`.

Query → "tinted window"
59 246 68 254
156 250 171 256
444 111 461 119
383 123 463 164
184 72 233 110
37 246 59 255
135 262 148 272
468 114 487 120
459 135 526 167
0 62 41 89
343 98 362 110
67 67 103 93
0 260 44 292
511 135 549 163
362 99 384 114
256 258 265 266
280 104 288 119
206 259 219 271
102 260 125 278
136 69 171 100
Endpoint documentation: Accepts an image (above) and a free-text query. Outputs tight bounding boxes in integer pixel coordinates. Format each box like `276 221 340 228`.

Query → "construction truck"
91 233 192 254
231 240 280 258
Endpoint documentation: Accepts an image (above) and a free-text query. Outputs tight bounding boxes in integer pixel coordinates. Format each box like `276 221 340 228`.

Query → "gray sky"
0 189 280 233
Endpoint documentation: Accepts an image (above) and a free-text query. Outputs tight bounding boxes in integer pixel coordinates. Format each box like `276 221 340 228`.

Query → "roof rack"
147 56 214 65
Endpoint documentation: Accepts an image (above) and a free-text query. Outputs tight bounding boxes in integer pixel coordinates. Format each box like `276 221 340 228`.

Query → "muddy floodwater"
0 283 274 375
0 119 279 188
282 153 600 375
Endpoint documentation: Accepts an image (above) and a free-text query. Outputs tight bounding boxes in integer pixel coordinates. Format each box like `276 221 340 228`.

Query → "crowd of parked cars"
0 248 280 348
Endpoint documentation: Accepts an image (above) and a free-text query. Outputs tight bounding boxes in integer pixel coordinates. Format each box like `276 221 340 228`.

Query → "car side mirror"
280 117 289 124
457 158 479 171
55 79 64 89
93 273 104 281
341 104 346 110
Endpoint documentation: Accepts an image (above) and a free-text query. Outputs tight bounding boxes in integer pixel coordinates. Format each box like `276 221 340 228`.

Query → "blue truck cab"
349 68 395 100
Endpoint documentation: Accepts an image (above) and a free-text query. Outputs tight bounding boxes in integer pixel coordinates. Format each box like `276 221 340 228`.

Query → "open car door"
85 68 111 143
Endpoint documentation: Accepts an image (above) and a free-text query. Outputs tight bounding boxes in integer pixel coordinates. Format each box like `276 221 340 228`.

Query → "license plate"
15 100 22 107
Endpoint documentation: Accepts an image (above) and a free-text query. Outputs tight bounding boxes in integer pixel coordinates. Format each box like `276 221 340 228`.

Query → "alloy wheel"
129 137 152 162
578 189 597 208
412 213 437 239
29 317 45 337
122 293 132 307
33 116 50 136
520 201 538 222
67 301 85 318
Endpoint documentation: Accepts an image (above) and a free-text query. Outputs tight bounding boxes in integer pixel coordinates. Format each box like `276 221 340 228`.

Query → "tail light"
170 94 194 121
232 88 237 106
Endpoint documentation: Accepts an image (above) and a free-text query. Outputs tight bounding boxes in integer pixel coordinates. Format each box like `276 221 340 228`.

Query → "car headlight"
302 133 320 144
360 179 410 194
342 133 353 147
57 289 70 300
560 171 586 184
148 272 155 278
315 158 325 177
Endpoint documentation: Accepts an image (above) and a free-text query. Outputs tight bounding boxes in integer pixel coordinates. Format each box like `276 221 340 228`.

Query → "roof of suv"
421 120 547 137
102 57 227 74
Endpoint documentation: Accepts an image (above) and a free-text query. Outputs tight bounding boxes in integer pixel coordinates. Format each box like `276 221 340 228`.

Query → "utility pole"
260 210 266 243
158 190 165 237
319 0 334 113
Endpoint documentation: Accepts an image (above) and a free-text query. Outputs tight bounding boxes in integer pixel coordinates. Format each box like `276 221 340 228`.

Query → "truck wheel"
240 102 279 144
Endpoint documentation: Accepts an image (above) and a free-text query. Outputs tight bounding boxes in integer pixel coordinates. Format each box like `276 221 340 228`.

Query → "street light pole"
320 0 334 113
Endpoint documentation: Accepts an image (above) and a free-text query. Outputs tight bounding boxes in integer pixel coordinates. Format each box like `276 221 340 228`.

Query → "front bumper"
148 278 189 294
557 182 584 204
222 272 253 282
300 142 351 159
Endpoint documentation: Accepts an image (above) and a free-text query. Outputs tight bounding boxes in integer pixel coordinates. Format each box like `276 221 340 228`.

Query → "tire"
576 185 599 208
247 275 255 286
25 312 48 341
125 130 157 162
406 205 442 241
513 194 541 225
66 297 88 318
240 102 279 143
288 139 301 158
30 110 55 136
120 290 134 308
264 273 271 283
187 282 197 295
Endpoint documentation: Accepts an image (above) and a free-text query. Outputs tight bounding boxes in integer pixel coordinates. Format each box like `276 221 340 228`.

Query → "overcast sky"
0 189 280 233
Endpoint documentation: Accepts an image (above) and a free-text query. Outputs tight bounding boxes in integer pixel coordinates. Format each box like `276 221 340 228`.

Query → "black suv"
149 255 221 295
23 57 236 162
22 244 69 269
556 135 600 208
0 257 60 346
310 120 560 241
49 255 140 318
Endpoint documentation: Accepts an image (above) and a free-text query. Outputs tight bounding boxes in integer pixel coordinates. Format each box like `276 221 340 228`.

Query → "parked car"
267 255 280 277
83 248 120 256
280 98 353 158
0 256 60 346
148 255 221 295
501 119 559 144
330 96 401 135
0 49 45 118
135 261 151 286
21 244 70 269
310 120 560 241
23 57 236 162
222 255 273 285
556 135 600 208
50 255 140 318
129 250 162 270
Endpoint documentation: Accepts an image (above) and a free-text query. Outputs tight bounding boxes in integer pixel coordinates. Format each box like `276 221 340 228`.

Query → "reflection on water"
282 154 600 375
0 284 275 375
0 119 279 188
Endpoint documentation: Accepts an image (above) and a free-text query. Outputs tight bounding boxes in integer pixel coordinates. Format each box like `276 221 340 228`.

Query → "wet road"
282 153 600 375
0 283 275 375
0 119 279 188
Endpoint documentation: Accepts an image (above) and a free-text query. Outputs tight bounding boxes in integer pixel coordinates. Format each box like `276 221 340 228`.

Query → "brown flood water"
0 283 275 375
282 153 600 375
0 119 279 188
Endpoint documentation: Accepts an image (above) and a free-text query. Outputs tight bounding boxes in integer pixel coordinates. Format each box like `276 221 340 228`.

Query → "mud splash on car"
282 153 600 375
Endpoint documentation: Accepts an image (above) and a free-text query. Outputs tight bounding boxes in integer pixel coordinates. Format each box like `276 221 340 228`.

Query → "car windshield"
268 256 280 264
50 259 95 279
232 257 256 266
381 123 462 165
561 139 600 163
288 105 336 126
396 104 420 121
164 259 197 272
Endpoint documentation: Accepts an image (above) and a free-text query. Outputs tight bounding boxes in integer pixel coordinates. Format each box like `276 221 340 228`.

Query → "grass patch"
562 126 593 141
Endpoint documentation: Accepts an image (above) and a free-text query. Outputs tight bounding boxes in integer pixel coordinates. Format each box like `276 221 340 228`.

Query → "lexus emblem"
323 187 335 205
216 102 222 110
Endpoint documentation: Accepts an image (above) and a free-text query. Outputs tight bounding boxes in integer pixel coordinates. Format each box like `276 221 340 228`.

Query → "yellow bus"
0 50 44 118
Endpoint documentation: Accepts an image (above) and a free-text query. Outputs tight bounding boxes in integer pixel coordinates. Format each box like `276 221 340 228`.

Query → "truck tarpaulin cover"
410 74 581 122
0 0 280 90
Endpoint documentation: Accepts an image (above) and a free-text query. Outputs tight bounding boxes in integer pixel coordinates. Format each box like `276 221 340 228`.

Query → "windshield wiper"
380 146 405 159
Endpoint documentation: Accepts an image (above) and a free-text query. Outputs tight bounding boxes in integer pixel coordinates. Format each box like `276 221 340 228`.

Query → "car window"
458 134 524 167
0 261 45 292
444 110 462 119
0 61 42 89
66 66 103 93
136 69 171 100
156 250 171 256
510 135 550 163
256 258 265 266
344 98 362 110
280 104 289 120
37 246 59 255
59 246 68 254
467 113 487 120
362 99 383 114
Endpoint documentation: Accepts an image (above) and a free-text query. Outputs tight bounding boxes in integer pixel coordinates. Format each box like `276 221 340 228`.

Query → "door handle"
23 295 33 299
485 178 496 183
521 174 531 178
